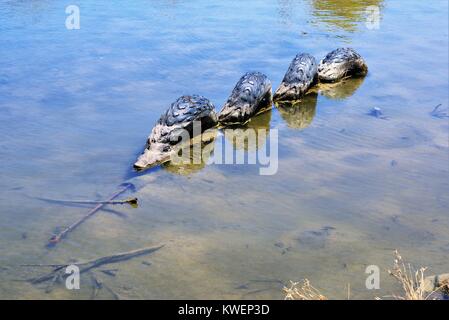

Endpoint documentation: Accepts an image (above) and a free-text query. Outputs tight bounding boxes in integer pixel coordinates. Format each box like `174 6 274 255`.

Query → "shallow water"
0 0 448 299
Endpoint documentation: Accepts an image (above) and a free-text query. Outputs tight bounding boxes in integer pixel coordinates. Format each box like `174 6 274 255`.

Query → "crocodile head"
133 142 172 171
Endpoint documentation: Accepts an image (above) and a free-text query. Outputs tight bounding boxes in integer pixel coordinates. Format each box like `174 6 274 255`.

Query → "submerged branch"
48 183 135 245
36 197 138 207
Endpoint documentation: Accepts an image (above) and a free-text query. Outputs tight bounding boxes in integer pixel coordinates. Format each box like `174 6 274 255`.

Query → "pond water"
0 0 448 299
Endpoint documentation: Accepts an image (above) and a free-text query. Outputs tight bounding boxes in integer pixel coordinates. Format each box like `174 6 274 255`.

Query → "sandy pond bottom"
3 106 448 299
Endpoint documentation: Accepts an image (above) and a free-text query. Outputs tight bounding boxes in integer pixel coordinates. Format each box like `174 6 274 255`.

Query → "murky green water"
0 0 448 299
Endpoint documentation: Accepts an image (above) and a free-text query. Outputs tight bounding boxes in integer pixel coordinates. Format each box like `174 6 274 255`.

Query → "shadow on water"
123 160 164 181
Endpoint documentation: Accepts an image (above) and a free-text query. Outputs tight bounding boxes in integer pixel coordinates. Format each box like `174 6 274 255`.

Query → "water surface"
0 0 448 299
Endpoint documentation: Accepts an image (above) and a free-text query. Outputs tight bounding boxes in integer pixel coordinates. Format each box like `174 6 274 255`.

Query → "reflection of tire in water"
162 128 217 175
223 109 272 151
275 92 317 130
311 75 366 100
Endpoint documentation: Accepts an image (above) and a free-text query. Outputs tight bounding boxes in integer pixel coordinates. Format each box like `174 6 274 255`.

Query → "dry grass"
385 250 448 300
385 250 430 300
284 250 448 300
283 279 328 300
